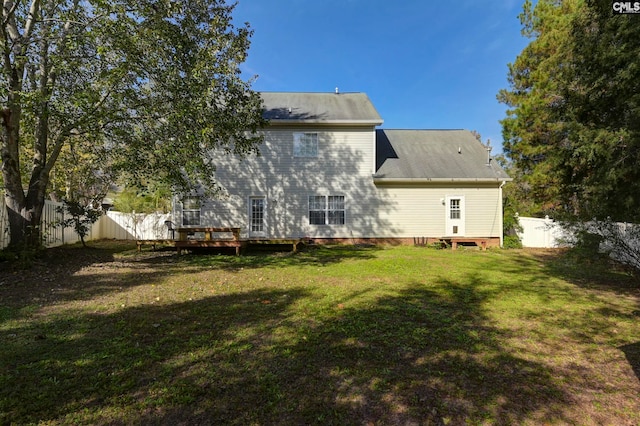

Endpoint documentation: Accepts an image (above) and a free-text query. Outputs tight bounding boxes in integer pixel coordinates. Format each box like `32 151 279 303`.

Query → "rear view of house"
173 91 511 247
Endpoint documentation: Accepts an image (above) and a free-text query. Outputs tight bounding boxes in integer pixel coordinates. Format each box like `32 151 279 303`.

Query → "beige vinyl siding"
372 185 503 238
463 187 503 238
200 126 377 239
187 126 504 240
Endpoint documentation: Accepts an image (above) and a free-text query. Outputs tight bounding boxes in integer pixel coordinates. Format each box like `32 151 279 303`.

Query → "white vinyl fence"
516 214 640 268
516 215 568 248
97 211 173 241
0 197 83 249
1 194 172 249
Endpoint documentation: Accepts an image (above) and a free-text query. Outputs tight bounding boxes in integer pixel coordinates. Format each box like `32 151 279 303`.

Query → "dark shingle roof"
261 92 383 125
375 129 511 182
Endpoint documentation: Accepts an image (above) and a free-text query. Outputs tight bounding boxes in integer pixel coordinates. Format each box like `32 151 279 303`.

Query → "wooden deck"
173 239 303 255
136 239 176 252
175 227 240 241
412 237 494 250
245 239 303 253
442 237 490 251
136 232 302 256
136 234 495 255
172 227 243 255
135 239 245 255
175 239 243 255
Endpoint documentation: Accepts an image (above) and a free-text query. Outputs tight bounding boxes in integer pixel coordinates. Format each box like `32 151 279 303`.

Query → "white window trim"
293 132 319 158
450 198 461 220
445 195 466 236
308 195 345 226
248 196 267 237
182 197 201 226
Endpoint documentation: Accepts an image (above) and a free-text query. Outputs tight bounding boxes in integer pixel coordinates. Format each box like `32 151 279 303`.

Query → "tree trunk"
3 190 45 249
1 88 47 249
1 22 50 249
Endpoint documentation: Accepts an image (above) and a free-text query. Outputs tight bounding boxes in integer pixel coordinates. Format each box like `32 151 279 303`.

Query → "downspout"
499 180 506 247
372 129 377 175
172 194 178 233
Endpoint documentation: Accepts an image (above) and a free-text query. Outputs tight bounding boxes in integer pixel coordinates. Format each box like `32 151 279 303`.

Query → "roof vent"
486 139 492 165
335 87 339 94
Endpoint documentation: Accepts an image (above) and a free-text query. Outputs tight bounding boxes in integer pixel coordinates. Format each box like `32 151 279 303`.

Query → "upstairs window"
294 133 318 157
182 197 201 226
309 195 345 225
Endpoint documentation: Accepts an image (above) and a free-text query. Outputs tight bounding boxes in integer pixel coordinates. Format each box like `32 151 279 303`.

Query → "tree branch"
22 0 40 46
1 0 16 22
2 0 20 37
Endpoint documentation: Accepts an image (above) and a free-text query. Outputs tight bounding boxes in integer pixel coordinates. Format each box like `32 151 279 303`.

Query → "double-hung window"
294 133 318 157
327 196 345 224
182 197 201 226
309 195 345 225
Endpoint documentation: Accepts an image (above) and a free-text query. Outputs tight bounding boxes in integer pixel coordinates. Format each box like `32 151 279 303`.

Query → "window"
250 197 265 233
327 196 345 224
309 195 345 225
182 197 201 226
450 199 461 220
294 133 318 157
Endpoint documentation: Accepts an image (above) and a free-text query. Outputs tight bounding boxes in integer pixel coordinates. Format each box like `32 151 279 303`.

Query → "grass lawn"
1 241 639 425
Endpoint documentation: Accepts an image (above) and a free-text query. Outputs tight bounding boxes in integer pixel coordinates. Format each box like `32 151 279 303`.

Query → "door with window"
249 197 266 238
445 196 465 236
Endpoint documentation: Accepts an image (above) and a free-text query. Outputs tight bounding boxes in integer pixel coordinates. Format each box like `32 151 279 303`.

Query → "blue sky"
232 0 530 154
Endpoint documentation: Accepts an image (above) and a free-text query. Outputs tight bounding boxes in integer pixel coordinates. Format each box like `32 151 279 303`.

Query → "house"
173 91 511 248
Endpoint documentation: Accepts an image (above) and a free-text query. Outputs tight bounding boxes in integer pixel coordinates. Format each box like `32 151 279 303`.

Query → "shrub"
503 235 523 249
56 200 103 247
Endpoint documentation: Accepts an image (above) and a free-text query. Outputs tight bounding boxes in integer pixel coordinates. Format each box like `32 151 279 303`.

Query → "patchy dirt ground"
0 242 175 305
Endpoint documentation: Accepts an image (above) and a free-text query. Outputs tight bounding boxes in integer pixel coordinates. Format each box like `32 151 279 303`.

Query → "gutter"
267 119 384 126
499 180 506 247
373 177 513 184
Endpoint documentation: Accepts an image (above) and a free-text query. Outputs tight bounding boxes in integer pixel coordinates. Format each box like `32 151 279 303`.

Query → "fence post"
60 204 65 245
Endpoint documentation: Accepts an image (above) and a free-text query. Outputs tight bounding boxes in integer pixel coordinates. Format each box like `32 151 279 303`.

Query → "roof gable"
375 129 511 182
261 92 383 125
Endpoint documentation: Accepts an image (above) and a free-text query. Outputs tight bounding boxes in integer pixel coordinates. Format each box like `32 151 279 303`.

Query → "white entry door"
249 197 266 238
445 196 465 237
